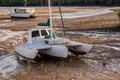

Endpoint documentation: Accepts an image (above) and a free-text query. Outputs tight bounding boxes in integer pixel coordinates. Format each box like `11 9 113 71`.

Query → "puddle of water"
57 30 120 40
0 23 15 27
0 8 9 13
66 31 120 38
106 43 120 48
95 45 120 51
2 20 11 22
53 9 114 19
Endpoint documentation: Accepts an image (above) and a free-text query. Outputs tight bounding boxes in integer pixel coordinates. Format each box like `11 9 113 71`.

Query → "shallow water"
0 8 9 13
53 9 114 19
66 30 120 38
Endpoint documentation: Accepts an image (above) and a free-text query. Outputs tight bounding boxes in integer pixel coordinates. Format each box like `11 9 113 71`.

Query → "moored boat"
16 25 93 59
10 7 36 18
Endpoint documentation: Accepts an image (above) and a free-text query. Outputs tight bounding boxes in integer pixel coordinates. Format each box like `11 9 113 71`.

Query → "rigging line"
57 0 66 37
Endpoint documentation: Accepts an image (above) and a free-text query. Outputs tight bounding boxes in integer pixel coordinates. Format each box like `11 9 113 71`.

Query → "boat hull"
75 43 93 53
39 45 68 58
16 47 38 59
67 41 93 55
16 44 69 59
10 13 30 18
16 40 93 59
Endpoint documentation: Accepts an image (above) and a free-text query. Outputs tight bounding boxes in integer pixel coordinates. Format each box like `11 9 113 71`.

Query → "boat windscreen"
41 30 48 36
15 9 27 13
32 31 40 37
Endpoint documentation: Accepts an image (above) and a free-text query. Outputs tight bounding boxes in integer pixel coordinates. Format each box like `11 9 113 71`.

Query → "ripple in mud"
105 43 120 48
0 22 27 27
86 45 120 59
0 54 26 78
82 44 120 75
84 59 120 74
0 54 18 77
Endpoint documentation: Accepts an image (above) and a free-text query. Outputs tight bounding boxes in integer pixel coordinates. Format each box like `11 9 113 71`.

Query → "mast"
48 0 53 38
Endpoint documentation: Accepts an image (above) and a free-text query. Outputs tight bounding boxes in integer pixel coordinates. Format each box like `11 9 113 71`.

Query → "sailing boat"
10 0 36 18
16 0 93 59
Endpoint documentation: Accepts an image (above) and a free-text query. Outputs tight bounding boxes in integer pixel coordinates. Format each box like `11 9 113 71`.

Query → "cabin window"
15 9 26 13
41 30 48 36
32 31 40 37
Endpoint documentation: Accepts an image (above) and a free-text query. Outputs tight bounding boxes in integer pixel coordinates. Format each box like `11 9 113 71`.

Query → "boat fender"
23 37 27 43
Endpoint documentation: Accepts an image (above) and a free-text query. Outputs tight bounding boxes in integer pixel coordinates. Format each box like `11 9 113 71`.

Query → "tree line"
0 0 120 6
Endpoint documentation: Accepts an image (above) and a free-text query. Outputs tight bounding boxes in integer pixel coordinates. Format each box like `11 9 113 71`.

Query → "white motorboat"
16 0 93 59
10 8 36 18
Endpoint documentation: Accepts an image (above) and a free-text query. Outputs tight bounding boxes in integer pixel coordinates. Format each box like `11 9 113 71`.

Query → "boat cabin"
27 28 56 44
31 29 50 38
14 9 27 14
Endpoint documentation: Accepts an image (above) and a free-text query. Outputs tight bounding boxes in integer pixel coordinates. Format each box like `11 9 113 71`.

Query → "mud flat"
0 29 119 80
0 7 120 79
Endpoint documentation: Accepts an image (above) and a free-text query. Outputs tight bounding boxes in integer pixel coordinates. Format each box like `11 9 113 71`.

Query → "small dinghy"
16 0 93 59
